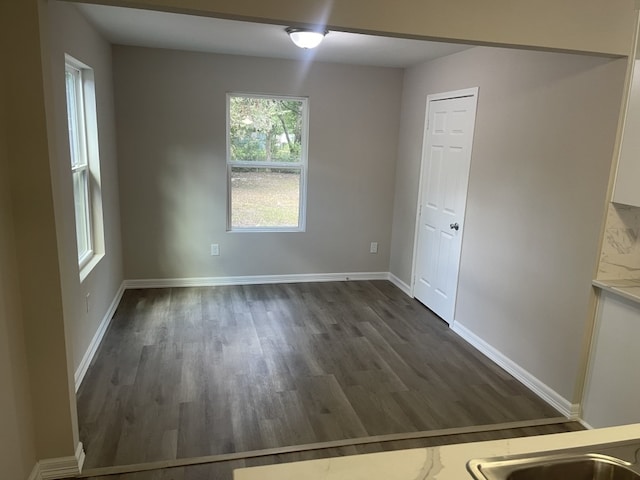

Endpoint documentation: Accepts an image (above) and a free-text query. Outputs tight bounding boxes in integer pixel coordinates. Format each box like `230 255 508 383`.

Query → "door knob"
450 223 459 231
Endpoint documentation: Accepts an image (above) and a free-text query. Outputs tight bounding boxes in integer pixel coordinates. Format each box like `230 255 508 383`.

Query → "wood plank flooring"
82 422 584 479
77 281 561 470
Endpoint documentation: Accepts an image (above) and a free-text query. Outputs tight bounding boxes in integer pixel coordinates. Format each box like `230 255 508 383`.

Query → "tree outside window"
227 94 308 231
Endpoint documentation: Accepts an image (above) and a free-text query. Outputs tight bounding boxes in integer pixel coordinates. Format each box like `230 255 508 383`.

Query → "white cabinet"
582 291 640 427
614 57 640 207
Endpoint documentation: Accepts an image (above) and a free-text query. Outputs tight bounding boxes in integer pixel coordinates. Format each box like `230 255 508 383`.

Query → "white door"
413 88 478 324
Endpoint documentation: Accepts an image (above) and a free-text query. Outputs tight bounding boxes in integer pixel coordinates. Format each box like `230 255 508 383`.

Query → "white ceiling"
76 3 472 68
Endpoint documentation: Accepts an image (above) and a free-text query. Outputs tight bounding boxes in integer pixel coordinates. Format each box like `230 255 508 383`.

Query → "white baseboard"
388 273 412 297
74 282 125 392
28 463 38 480
29 443 84 480
579 419 595 430
451 322 579 419
75 442 85 474
123 272 389 289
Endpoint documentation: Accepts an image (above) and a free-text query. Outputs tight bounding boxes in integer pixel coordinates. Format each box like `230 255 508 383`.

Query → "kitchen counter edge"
233 424 640 480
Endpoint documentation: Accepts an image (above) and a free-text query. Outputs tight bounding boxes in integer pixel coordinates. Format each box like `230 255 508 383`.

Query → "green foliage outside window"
229 96 304 163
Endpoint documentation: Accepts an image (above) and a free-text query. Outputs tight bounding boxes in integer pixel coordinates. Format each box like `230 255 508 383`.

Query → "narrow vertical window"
65 63 92 265
64 56 101 272
227 94 308 231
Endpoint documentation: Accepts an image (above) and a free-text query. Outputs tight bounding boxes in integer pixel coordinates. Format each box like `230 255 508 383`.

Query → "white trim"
451 321 579 419
65 57 94 268
577 286 605 426
226 93 309 232
28 464 38 480
579 419 595 430
74 282 125 392
123 272 389 289
29 443 84 480
79 252 104 283
388 273 412 297
75 442 85 474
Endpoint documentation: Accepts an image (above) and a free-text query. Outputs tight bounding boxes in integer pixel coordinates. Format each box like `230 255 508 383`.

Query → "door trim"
410 87 479 324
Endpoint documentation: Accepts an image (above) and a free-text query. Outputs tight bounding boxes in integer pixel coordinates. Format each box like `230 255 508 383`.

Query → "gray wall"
47 1 124 376
114 43 626 404
114 47 402 280
390 46 626 402
0 0 631 472
0 48 37 480
0 0 78 463
66 0 638 56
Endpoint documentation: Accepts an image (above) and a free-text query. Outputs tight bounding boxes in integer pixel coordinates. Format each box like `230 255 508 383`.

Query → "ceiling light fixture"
286 27 328 49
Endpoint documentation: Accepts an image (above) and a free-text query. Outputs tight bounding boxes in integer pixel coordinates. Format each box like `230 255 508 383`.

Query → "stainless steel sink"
467 439 640 479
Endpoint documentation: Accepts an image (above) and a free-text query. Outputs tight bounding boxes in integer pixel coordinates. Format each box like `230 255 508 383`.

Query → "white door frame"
409 87 479 324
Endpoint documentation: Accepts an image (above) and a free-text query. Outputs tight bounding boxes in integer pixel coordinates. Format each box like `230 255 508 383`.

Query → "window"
227 94 308 231
64 56 103 273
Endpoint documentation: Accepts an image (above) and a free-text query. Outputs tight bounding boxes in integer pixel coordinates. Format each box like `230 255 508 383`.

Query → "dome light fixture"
286 27 328 49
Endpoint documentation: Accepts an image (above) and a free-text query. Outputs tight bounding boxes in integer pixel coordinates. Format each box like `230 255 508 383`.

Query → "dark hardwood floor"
77 280 561 470
82 422 584 479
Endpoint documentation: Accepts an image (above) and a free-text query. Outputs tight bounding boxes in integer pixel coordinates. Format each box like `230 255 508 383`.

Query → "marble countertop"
234 424 640 480
593 278 640 304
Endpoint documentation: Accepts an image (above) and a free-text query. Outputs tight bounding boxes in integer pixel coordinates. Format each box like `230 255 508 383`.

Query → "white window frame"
65 54 105 280
65 60 93 268
226 93 309 233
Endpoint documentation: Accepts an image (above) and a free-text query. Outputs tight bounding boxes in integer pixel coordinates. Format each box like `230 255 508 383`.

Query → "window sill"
80 253 104 283
227 228 306 233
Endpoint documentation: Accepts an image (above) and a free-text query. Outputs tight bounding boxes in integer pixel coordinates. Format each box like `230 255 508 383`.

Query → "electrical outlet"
370 242 378 254
210 243 220 256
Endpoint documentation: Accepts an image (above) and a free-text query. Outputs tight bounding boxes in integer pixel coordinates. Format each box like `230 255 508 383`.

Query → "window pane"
231 167 301 228
65 69 82 168
229 97 304 163
73 170 90 260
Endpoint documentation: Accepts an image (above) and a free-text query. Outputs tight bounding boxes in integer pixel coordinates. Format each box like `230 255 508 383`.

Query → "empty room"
4 1 640 479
